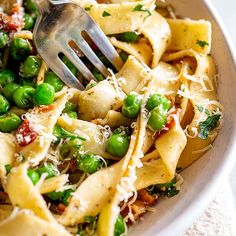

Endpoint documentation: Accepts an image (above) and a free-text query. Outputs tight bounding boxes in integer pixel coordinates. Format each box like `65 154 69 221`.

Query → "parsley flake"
102 11 111 17
198 114 221 139
133 4 152 19
196 104 210 115
196 40 209 48
85 7 91 11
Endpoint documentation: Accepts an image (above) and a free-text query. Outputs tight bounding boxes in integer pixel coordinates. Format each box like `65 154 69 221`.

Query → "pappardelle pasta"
0 0 223 235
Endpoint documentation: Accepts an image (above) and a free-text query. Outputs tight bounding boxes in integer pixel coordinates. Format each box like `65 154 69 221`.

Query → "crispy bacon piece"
58 203 66 213
58 159 78 173
0 3 24 33
49 203 66 215
36 105 55 113
121 189 157 224
0 191 9 204
137 189 156 205
16 119 38 146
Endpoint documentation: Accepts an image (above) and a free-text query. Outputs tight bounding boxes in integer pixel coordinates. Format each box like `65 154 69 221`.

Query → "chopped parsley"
102 11 111 17
198 114 221 139
133 4 152 19
196 40 209 48
4 164 12 174
53 124 86 142
196 104 210 115
147 177 179 198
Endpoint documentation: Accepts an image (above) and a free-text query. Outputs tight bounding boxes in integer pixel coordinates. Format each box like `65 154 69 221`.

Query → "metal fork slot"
87 26 123 71
71 33 110 78
54 57 85 90
61 44 97 82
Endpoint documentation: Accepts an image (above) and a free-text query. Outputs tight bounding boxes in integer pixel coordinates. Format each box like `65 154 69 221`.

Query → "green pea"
119 51 129 62
0 112 21 132
24 0 38 13
47 191 64 201
19 77 37 88
147 107 167 131
59 139 82 159
114 215 125 236
44 71 64 92
10 38 32 61
63 102 77 113
97 52 111 67
86 82 97 90
122 94 141 119
23 13 35 30
67 111 78 119
4 164 12 174
106 133 130 157
77 153 101 174
62 189 74 205
146 94 171 111
46 189 74 205
0 69 16 87
0 95 10 115
37 163 59 179
13 86 35 109
62 55 78 76
21 56 42 78
33 83 55 106
119 32 140 43
27 169 40 185
3 83 19 103
92 67 105 81
0 31 8 49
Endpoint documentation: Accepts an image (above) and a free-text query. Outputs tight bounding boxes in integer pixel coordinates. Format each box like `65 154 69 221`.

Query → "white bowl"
129 0 236 235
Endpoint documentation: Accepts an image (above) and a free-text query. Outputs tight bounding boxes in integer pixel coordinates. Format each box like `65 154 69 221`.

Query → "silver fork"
33 0 123 90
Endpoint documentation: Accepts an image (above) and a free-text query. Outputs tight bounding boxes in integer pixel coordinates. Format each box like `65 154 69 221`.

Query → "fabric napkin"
183 181 236 236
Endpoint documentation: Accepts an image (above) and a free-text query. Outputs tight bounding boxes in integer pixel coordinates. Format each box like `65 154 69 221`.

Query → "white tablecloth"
184 181 236 236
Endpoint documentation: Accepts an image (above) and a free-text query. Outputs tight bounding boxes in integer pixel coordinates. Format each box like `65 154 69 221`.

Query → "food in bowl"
0 0 223 235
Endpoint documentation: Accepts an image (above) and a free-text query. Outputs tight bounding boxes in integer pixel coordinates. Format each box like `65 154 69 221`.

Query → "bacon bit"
158 108 180 138
36 105 55 113
130 200 146 218
11 3 21 14
49 203 66 215
0 3 24 33
137 189 156 205
16 119 38 146
58 159 78 173
121 190 158 225
165 115 175 130
0 191 9 204
57 203 66 213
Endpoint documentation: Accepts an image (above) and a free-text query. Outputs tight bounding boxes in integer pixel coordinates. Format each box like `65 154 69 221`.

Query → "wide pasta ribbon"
0 209 71 236
6 163 55 222
75 0 156 35
135 115 187 190
110 12 171 68
163 49 222 169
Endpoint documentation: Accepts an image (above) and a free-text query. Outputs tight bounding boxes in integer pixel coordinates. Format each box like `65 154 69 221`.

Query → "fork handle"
34 0 51 14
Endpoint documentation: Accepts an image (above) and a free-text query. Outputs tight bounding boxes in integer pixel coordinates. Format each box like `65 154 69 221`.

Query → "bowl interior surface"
129 1 236 235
